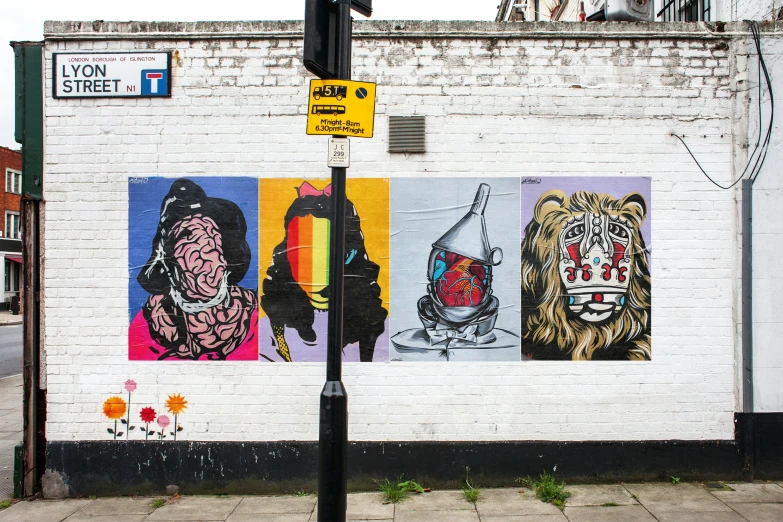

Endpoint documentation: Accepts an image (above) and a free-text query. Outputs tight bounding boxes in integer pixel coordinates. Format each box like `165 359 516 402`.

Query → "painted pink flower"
157 415 171 428
124 379 137 393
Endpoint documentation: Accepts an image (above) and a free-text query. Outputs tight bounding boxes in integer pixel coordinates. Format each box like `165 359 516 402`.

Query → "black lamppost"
303 1 372 521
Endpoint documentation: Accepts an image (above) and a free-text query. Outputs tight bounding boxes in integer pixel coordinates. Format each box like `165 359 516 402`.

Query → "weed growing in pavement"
378 476 426 504
0 500 11 510
517 472 571 510
603 502 619 507
150 498 166 509
296 491 309 497
671 476 681 484
462 466 480 503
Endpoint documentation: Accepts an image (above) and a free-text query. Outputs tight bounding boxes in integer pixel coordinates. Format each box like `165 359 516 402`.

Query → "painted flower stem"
126 391 131 440
174 414 177 441
114 419 117 441
145 423 149 440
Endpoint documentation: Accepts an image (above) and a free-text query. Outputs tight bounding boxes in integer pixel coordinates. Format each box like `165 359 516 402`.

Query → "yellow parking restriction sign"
307 79 376 138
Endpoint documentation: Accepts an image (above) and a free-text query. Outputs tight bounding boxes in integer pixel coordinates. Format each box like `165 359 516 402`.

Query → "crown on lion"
558 212 633 306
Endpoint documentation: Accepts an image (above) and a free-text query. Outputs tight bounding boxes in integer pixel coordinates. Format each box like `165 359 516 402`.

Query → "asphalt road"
0 324 22 378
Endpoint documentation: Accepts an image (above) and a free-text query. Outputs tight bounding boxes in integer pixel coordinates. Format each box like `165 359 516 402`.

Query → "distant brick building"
0 145 22 305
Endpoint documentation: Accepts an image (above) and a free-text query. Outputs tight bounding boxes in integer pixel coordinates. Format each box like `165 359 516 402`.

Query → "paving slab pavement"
344 492 393 520
563 505 657 522
395 510 479 522
475 489 564 517
0 313 22 327
229 514 312 522
144 496 242 521
481 513 568 522
67 497 157 516
0 375 22 501
624 482 737 516
0 499 90 522
60 516 149 522
233 496 316 515
392 490 473 512
728 502 783 522
710 483 783 503
0 483 782 521
565 484 639 507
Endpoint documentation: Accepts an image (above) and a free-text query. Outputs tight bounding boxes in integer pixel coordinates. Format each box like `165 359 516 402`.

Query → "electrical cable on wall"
672 20 774 190
748 20 774 184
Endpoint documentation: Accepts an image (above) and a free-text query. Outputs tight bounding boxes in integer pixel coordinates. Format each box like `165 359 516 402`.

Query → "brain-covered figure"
135 178 257 361
145 286 256 359
170 215 227 302
433 251 489 307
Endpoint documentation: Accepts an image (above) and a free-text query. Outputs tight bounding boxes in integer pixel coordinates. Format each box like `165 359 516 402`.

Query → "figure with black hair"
260 182 388 362
129 178 258 360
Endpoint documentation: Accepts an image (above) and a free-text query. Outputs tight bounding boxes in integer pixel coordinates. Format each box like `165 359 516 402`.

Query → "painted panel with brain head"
520 177 652 361
128 177 259 361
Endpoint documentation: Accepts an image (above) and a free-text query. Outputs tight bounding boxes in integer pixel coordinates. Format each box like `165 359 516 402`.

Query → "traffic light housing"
304 0 338 79
352 0 372 17
303 0 371 79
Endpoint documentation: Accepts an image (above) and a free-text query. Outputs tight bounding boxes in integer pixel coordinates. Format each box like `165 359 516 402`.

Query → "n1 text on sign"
53 52 171 98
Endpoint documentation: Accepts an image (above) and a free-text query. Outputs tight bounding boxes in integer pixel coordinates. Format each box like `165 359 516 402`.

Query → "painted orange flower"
165 394 188 415
102 396 127 420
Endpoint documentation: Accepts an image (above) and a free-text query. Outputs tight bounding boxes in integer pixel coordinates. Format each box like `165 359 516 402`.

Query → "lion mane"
521 190 651 361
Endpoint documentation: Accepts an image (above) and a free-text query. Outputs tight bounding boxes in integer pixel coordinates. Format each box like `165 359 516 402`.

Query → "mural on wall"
128 177 259 361
389 178 521 361
258 179 390 362
520 177 652 361
101 379 187 440
123 175 650 364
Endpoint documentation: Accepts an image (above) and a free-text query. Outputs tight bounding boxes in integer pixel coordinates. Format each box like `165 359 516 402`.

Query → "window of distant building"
5 169 21 195
658 0 711 21
5 260 18 293
5 212 20 240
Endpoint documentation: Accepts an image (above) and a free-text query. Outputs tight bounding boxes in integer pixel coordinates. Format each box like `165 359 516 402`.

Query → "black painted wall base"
45 413 782 497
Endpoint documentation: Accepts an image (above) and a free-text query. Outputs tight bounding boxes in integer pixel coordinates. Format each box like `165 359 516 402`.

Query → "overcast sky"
0 1 495 149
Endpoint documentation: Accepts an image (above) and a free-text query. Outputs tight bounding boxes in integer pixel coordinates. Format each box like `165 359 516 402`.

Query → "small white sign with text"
53 52 171 98
328 137 350 168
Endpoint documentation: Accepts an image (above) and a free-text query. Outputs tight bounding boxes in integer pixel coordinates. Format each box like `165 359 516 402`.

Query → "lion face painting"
521 184 651 361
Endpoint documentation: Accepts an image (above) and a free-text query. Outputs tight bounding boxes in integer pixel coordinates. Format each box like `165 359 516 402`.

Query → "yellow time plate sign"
306 79 376 138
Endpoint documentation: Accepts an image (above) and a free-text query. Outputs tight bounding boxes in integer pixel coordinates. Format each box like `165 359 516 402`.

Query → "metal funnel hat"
432 183 503 266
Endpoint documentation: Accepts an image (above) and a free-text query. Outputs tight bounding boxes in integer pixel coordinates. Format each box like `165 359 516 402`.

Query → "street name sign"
306 79 376 138
53 52 171 98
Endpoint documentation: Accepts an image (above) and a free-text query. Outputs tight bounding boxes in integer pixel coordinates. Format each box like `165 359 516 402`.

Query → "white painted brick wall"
746 34 783 412
730 0 776 20
42 22 749 442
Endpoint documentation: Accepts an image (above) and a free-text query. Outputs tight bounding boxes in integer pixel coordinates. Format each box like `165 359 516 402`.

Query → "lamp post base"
317 380 348 522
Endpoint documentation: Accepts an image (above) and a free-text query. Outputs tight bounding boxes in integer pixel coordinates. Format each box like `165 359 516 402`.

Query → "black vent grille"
389 116 425 153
